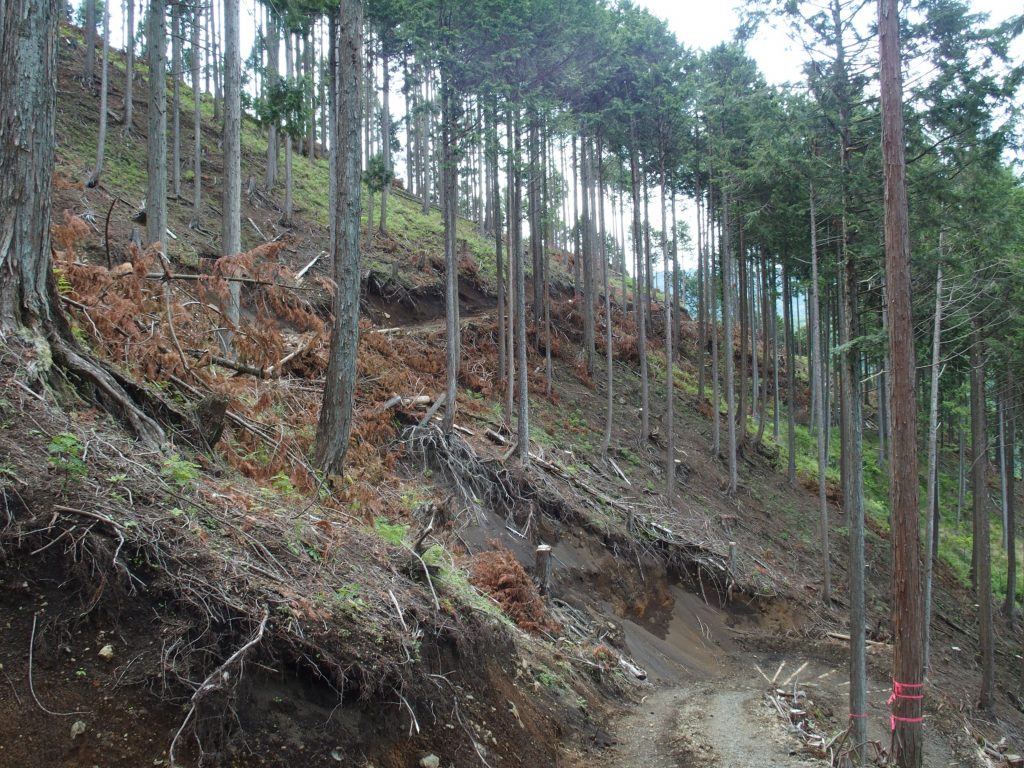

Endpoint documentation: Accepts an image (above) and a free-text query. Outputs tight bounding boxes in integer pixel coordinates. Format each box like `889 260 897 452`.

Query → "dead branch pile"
469 544 559 634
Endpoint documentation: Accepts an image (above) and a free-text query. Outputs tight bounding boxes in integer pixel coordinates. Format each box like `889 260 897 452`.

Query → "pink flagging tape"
889 680 925 730
891 715 925 730
889 679 925 705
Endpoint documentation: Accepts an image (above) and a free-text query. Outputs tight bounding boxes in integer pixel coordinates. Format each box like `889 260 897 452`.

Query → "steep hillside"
2 21 1023 768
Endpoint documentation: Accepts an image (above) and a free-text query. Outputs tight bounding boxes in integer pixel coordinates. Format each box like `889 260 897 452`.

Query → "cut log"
535 544 552 595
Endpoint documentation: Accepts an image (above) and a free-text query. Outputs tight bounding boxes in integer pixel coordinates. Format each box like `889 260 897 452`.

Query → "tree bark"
1004 376 1017 623
86 0 110 188
440 75 461 435
601 143 614 457
511 112 529 464
630 133 648 447
783 263 797 486
146 0 168 251
190 2 202 229
923 263 944 671
722 189 737 497
809 183 830 605
379 50 391 234
663 179 675 505
84 0 96 86
282 31 294 227
880 0 924 760
970 323 994 710
314 0 362 473
122 0 135 131
170 0 182 200
266 12 279 188
838 204 865 762
218 0 241 356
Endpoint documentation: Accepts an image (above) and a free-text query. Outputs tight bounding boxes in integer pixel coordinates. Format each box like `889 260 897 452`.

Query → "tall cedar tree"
316 1 363 472
879 0 924 764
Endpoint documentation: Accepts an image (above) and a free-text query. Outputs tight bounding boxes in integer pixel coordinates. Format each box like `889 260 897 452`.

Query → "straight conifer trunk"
839 209 866 761
146 0 168 250
315 0 362 472
266 14 279 189
1 0 59 331
171 0 182 199
1004 377 1017 622
923 264 944 670
783 265 797 485
710 194 720 457
87 0 109 188
380 52 391 233
512 114 529 464
809 185 830 604
84 0 96 86
190 3 202 228
219 0 241 356
879 0 925 760
440 78 460 435
722 190 737 496
122 0 135 131
970 324 994 710
630 135 649 446
282 32 294 227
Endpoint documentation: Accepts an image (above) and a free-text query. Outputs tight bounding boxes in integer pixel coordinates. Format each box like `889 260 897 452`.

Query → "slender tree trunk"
282 32 294 227
601 144 614 457
783 264 797 485
880 284 890 469
86 0 109 188
710 192 721 457
315 0 362 472
84 0 96 86
146 0 168 251
923 263 944 672
305 31 315 160
809 184 830 604
771 258 780 441
580 133 595 374
488 103 506 394
838 206 866 763
880 0 925 758
189 3 202 228
629 132 648 447
170 1 182 201
957 412 966 525
1004 376 1017 623
738 230 748 432
512 112 529 464
722 189 737 496
266 13 279 189
379 50 391 234
530 116 544 330
663 179 674 505
217 0 241 357
970 323 994 710
440 76 460 434
755 249 770 446
210 0 220 122
122 0 135 131
504 113 515 425
696 175 707 402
